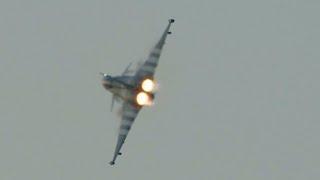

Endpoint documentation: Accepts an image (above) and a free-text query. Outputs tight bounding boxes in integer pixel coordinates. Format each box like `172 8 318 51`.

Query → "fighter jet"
101 19 175 165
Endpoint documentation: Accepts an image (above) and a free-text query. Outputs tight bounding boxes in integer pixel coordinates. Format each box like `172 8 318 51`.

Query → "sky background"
1 0 320 179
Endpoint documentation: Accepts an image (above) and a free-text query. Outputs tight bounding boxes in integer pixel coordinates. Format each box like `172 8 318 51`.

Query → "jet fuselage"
102 75 136 101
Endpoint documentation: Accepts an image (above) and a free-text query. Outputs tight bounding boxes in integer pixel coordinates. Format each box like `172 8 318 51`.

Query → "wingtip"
109 161 115 166
169 18 175 23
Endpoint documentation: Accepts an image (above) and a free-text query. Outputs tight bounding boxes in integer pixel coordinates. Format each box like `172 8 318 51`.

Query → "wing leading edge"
135 19 175 80
110 102 141 165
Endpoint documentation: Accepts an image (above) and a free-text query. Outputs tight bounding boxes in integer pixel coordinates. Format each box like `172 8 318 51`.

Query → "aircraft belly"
111 88 133 101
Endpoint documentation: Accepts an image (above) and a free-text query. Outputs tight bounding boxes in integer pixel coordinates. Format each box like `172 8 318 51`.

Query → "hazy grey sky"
1 0 319 179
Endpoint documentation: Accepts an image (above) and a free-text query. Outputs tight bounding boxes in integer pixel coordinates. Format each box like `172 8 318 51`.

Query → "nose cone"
102 75 112 89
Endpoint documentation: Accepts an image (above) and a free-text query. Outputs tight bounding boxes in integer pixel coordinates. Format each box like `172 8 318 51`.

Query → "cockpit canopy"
103 74 112 81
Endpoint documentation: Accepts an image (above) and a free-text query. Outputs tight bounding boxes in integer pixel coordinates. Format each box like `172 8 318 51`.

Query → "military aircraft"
100 19 175 165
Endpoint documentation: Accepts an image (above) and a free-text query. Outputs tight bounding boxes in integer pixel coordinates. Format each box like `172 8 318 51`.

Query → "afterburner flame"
136 92 152 106
141 79 155 92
